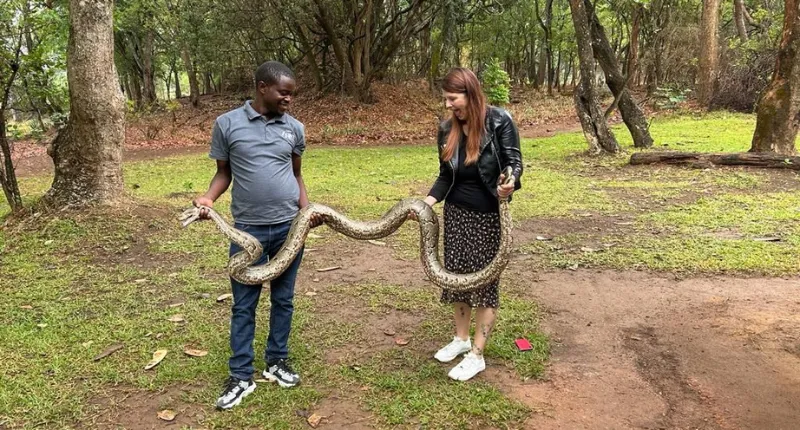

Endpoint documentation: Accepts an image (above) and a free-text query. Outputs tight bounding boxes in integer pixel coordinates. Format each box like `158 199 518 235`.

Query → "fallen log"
629 151 800 170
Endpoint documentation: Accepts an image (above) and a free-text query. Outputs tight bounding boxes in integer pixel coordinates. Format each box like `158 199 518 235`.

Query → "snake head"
179 207 202 228
499 166 515 187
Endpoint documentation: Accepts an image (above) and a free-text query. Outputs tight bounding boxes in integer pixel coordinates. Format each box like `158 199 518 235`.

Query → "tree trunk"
631 151 800 169
296 23 324 92
586 0 654 148
43 0 126 207
750 0 800 155
697 0 721 108
141 29 157 105
626 5 641 88
734 0 749 42
181 46 200 107
203 72 212 95
173 66 181 99
0 39 24 213
569 0 620 154
131 72 143 108
123 74 133 101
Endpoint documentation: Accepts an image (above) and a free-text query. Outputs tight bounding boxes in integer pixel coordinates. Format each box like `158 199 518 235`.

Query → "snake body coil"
180 168 514 292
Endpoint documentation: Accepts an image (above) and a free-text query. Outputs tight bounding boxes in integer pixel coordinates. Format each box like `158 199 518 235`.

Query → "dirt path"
498 268 800 430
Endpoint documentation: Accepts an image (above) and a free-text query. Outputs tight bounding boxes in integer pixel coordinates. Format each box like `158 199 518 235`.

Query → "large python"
179 167 514 292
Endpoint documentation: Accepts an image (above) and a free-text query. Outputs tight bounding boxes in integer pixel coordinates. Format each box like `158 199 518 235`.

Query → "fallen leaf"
580 247 599 253
383 329 396 336
535 236 552 241
216 293 232 302
255 378 270 383
44 239 54 246
308 233 323 239
144 349 168 370
168 315 185 323
157 409 176 421
20 305 33 310
93 343 124 361
316 266 341 272
567 263 579 271
82 341 94 348
630 335 642 341
360 386 370 391
578 213 593 217
133 278 148 284
394 337 410 346
37 323 47 328
753 236 781 242
312 278 320 282
367 240 386 246
304 291 318 296
183 347 208 357
156 333 164 339
307 413 323 428
168 302 185 308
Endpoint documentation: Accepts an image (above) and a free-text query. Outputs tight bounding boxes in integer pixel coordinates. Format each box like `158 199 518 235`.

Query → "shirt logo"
281 130 296 142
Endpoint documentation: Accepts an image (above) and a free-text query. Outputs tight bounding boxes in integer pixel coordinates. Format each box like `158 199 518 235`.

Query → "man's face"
259 76 296 115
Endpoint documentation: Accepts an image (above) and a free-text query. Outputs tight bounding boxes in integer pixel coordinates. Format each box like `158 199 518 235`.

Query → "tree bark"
585 0 653 148
43 0 126 207
0 38 24 213
141 29 157 105
569 0 620 154
173 65 181 99
181 46 200 107
630 151 800 169
697 0 721 108
626 5 641 88
750 0 800 155
295 23 324 92
734 0 749 42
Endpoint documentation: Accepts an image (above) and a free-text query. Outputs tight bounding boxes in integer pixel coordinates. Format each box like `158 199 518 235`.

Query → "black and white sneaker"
262 359 301 388
215 376 256 410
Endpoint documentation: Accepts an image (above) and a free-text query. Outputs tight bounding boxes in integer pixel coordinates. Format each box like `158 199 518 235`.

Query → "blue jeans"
228 221 304 380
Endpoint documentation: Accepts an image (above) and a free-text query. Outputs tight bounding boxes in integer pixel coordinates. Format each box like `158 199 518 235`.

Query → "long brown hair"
441 68 487 165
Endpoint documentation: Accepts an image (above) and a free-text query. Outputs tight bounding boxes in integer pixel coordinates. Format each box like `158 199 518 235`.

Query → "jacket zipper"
443 140 458 201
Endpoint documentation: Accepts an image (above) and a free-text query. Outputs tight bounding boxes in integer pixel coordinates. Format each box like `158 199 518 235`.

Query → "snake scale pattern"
179 167 514 292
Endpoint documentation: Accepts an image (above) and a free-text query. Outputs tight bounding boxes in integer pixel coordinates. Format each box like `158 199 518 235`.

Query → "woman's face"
443 91 468 121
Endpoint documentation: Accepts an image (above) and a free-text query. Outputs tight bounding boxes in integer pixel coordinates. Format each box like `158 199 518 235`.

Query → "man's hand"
497 173 514 199
192 196 214 219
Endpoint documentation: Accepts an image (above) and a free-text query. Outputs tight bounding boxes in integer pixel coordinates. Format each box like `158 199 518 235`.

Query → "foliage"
482 58 511 105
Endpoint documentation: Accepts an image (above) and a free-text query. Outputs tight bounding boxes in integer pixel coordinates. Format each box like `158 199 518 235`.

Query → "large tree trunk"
697 0 721 108
43 0 125 207
750 0 800 155
181 46 200 107
585 0 653 148
568 0 620 154
535 0 555 95
734 0 749 42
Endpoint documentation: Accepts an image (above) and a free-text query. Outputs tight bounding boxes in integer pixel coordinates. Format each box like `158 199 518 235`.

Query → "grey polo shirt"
209 100 306 225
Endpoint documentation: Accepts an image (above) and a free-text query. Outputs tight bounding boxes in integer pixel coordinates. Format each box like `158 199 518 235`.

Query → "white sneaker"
434 336 472 363
448 352 486 381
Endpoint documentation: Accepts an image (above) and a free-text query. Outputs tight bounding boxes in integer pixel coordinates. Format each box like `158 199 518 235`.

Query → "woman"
420 67 523 381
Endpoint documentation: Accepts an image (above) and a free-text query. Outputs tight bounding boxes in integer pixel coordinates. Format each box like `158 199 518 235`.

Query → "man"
193 61 320 410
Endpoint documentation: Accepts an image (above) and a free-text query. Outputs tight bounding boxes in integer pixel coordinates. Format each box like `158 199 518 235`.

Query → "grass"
3 111 800 427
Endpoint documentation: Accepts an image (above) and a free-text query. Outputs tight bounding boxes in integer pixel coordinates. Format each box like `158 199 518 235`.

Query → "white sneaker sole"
262 370 299 388
216 382 256 410
434 347 472 363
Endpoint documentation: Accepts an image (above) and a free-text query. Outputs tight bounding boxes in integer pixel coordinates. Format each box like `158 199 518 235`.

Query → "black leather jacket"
429 106 523 203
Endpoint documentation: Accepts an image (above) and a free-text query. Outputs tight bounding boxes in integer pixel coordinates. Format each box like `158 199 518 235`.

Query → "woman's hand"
409 196 438 220
497 173 514 199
